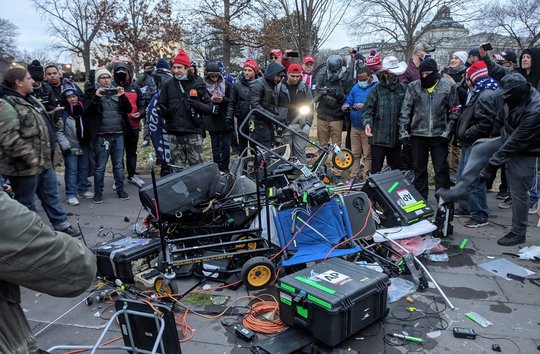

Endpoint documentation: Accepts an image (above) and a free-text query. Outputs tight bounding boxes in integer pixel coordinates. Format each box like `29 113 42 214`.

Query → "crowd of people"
0 43 539 247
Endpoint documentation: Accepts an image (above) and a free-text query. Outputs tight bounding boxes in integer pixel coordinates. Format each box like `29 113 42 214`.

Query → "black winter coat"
314 68 350 121
205 82 231 132
250 62 285 124
158 75 212 135
83 92 133 143
226 73 252 124
490 84 540 166
456 88 501 146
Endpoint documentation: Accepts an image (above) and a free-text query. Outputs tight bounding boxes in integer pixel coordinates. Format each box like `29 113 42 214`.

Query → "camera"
103 87 117 96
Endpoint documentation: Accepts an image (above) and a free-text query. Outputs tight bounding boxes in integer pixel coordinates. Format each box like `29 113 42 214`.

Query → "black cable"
477 334 522 354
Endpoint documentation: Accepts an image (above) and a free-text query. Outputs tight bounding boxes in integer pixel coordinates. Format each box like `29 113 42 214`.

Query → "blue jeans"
457 145 488 222
9 168 70 230
94 134 125 193
64 146 90 198
209 131 232 172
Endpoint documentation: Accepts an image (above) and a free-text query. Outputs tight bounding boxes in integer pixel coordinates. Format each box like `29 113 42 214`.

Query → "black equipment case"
92 237 161 282
139 162 225 219
361 170 433 227
277 258 390 346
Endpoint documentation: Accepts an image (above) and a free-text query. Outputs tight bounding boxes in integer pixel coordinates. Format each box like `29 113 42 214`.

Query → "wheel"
154 276 178 295
231 233 259 251
241 256 275 290
332 148 354 170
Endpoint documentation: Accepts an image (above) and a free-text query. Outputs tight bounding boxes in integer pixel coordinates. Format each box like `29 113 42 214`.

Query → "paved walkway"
26 174 540 353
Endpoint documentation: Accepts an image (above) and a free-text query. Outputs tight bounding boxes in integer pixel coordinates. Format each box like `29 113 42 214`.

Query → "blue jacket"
344 81 377 129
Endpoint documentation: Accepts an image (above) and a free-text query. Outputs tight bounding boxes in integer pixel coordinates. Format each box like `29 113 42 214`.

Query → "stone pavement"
25 173 540 353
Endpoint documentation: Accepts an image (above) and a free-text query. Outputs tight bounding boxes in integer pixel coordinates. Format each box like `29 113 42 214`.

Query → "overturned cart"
139 160 277 293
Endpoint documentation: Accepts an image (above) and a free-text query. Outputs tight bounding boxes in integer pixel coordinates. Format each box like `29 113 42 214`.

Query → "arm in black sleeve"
489 110 540 166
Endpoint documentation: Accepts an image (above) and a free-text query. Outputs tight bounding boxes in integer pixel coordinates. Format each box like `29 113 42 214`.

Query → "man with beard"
158 50 212 171
277 64 313 164
399 58 461 200
226 58 258 155
363 56 408 173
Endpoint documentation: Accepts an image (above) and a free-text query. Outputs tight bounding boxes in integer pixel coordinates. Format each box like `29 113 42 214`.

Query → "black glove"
478 163 497 182
225 118 234 131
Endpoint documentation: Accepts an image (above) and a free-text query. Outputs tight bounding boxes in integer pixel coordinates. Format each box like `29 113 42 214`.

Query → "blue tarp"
274 199 361 266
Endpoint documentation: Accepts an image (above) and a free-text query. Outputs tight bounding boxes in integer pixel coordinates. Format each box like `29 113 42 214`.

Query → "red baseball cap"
303 56 314 64
287 64 302 74
270 49 282 57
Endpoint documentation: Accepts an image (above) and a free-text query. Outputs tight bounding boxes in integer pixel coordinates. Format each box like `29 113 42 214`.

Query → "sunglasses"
271 56 280 60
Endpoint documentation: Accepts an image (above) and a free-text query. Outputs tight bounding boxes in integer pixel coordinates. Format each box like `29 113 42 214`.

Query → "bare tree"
0 18 19 60
17 48 61 66
33 0 114 74
480 0 540 50
181 0 258 70
349 0 472 59
98 0 183 71
256 0 352 57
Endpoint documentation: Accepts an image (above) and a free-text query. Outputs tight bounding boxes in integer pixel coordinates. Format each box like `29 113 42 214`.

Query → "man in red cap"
276 63 313 163
158 49 212 171
270 49 291 70
226 58 259 155
302 56 315 89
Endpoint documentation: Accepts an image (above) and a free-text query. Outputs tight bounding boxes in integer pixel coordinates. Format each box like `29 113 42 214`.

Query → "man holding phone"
84 67 132 204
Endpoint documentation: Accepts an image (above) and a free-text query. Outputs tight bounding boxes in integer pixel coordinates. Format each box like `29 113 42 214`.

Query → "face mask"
385 73 398 84
175 74 187 81
358 80 369 89
420 71 439 89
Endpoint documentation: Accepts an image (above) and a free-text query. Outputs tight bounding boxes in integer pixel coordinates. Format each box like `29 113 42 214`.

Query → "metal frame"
48 302 167 354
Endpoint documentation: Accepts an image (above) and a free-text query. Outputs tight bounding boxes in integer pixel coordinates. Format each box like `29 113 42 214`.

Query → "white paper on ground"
373 220 437 243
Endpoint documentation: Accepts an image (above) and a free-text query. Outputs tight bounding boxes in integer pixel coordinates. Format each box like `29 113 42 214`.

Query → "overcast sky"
2 0 354 62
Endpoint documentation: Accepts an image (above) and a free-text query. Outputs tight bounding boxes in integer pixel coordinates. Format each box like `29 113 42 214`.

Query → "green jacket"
0 191 96 354
0 87 53 177
362 80 407 147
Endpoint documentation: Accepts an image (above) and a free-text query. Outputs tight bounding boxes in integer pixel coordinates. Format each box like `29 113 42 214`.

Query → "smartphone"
481 43 493 51
288 51 299 58
103 88 117 96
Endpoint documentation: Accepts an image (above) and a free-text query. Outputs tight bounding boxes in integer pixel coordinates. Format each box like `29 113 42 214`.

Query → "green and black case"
277 258 390 346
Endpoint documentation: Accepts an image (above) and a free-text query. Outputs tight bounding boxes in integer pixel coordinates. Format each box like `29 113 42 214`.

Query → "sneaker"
128 176 145 187
529 201 539 215
453 208 469 218
497 232 525 246
93 192 103 204
60 225 81 237
496 191 509 200
498 196 512 209
112 183 117 191
66 197 80 206
117 190 129 200
79 191 94 199
464 218 489 228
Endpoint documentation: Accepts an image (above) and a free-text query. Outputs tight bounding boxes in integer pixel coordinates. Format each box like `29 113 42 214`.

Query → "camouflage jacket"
0 88 53 176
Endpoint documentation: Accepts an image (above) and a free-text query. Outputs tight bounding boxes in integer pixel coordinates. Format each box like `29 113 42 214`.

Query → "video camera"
271 175 330 206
